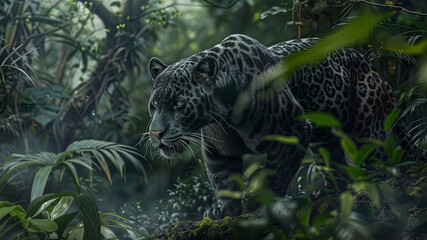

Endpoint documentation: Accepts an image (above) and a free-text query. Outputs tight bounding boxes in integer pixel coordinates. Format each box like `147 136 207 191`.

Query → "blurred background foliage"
0 0 426 239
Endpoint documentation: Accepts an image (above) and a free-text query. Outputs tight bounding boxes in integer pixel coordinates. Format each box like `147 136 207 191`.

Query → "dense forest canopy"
0 0 426 239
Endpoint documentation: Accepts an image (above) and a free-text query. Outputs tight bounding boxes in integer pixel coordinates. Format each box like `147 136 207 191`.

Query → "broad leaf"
340 136 358 163
0 206 20 222
299 112 341 128
384 109 402 131
29 219 58 232
355 144 377 166
27 192 76 217
339 191 353 223
75 195 101 240
51 196 74 220
31 166 53 201
392 147 404 166
54 212 78 238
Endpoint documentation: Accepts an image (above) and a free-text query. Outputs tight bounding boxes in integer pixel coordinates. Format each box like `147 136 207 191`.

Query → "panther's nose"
151 130 164 139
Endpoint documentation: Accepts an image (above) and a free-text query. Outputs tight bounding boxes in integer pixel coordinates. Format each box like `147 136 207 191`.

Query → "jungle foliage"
0 0 426 239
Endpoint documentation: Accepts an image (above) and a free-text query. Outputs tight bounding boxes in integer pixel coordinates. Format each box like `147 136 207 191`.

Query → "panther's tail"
392 120 427 162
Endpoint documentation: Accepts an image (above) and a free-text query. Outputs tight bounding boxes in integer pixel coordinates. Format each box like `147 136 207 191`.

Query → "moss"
145 214 252 240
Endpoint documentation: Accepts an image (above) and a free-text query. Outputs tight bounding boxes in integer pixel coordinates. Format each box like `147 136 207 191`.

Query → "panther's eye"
152 100 158 107
174 100 184 108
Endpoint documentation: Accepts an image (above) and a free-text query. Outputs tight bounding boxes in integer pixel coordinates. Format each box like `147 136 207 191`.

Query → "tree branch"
81 0 119 27
203 0 241 9
350 0 427 16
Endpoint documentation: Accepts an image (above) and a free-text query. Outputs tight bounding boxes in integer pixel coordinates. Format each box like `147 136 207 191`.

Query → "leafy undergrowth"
145 163 427 240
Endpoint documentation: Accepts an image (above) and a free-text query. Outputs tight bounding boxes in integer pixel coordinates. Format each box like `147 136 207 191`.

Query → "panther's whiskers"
208 110 231 128
206 112 228 135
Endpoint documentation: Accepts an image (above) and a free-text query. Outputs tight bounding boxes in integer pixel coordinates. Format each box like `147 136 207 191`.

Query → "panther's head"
146 56 219 159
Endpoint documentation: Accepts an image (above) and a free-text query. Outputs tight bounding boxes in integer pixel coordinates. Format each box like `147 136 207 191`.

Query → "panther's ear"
149 57 167 80
194 56 218 85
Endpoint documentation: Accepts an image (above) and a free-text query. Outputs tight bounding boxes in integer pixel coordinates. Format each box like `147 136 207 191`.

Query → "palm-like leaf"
0 139 147 200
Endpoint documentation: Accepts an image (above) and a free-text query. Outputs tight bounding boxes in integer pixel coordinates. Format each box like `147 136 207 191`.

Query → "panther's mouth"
158 139 189 159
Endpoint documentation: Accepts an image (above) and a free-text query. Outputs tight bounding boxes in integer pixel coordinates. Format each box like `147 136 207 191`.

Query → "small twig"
350 0 427 16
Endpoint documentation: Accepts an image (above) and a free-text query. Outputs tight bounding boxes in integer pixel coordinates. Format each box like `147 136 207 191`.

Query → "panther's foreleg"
202 147 243 219
263 122 312 196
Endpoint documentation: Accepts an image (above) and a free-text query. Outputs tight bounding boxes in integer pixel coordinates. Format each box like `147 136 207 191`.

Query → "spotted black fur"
146 34 401 219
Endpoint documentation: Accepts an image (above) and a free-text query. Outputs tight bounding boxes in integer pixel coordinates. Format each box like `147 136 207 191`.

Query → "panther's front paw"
203 205 242 220
203 207 223 219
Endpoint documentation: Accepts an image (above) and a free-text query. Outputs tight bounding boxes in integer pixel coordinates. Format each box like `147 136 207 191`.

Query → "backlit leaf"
264 135 299 145
339 191 353 222
217 190 241 199
355 144 377 166
299 112 341 128
384 109 402 131
340 136 358 163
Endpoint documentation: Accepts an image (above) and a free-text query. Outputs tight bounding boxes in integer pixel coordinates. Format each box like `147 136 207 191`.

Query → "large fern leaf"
0 139 147 200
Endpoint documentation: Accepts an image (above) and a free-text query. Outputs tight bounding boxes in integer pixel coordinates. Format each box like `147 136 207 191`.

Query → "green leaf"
101 149 124 179
5 21 17 46
299 112 341 128
318 147 331 162
75 195 101 240
392 147 404 166
54 212 78 238
281 12 384 79
31 198 58 218
352 182 381 208
355 144 377 166
0 206 19 221
29 219 58 232
344 166 366 180
217 190 242 199
66 159 94 171
32 104 59 126
0 222 19 239
31 166 53 201
313 212 334 228
101 226 118 239
339 191 353 223
229 174 246 190
397 161 417 167
384 109 402 131
244 163 262 179
27 192 76 217
384 134 395 155
68 226 84 240
264 135 299 145
9 205 26 221
340 136 358 163
384 39 427 56
295 197 312 225
91 150 112 184
51 196 74 220
63 161 80 189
